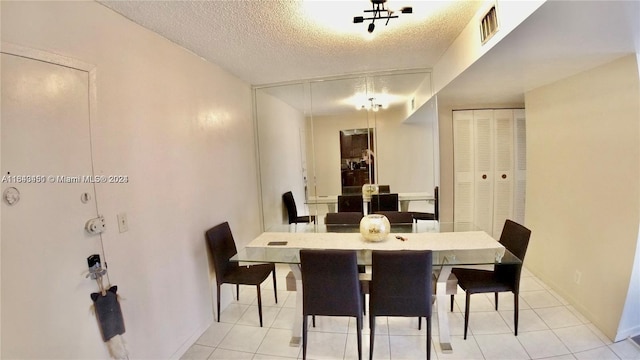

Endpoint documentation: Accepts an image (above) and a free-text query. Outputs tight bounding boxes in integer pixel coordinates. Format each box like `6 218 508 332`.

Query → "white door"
453 110 474 223
1 53 107 358
513 109 527 225
473 110 495 236
492 109 515 238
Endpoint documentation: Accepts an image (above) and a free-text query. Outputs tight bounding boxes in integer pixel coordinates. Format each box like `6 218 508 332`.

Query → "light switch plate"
117 212 128 233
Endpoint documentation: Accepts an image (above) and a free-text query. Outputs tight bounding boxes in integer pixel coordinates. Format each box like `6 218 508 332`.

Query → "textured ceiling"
98 1 640 111
98 0 483 86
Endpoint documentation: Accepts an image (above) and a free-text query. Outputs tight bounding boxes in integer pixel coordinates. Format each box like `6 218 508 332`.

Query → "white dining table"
232 223 518 353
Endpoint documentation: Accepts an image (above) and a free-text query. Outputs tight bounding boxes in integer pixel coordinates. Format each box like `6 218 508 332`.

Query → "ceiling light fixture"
353 0 412 33
357 97 388 111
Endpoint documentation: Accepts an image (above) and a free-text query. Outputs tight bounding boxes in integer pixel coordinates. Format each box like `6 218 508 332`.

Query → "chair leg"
302 315 308 360
236 284 239 300
256 285 263 327
418 317 422 330
272 269 278 304
312 315 315 327
356 315 362 360
369 316 375 360
464 291 471 340
450 294 455 312
494 292 499 310
514 291 519 336
216 284 221 322
426 315 432 360
362 293 366 315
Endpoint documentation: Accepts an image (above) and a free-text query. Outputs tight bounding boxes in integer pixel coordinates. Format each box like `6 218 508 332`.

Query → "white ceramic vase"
359 214 390 242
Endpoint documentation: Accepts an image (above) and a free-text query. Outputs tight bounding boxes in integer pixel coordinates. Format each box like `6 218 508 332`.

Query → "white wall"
255 90 308 230
432 0 544 98
524 55 640 341
376 108 436 195
2 1 260 358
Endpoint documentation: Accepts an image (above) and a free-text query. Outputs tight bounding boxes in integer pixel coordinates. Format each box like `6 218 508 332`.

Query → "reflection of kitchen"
340 128 374 192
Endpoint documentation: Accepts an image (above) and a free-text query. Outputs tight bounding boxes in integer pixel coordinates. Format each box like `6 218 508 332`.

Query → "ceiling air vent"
480 5 498 44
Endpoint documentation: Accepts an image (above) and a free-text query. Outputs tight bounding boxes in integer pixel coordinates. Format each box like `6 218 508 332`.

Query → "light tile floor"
182 264 640 360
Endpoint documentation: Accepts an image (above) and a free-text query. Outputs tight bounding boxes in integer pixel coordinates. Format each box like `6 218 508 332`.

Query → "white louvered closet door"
453 110 474 223
492 110 515 238
473 110 495 236
453 109 526 239
513 109 527 225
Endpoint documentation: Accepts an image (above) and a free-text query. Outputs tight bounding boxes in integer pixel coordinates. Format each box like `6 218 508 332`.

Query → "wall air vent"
480 5 498 44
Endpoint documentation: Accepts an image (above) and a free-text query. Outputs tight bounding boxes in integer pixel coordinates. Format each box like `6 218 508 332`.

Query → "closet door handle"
502 174 507 179
482 174 487 179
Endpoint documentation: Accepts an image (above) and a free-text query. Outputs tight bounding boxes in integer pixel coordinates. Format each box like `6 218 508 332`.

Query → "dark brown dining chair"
451 219 531 339
370 193 399 212
324 212 363 225
324 211 368 313
374 211 413 224
300 249 363 360
205 222 277 327
338 194 364 214
369 250 433 360
412 186 439 222
283 191 316 224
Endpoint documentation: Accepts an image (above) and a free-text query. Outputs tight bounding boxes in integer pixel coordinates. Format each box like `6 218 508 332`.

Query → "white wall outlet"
117 212 128 233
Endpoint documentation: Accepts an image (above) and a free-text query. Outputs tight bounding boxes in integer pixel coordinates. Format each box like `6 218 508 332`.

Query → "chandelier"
353 0 413 33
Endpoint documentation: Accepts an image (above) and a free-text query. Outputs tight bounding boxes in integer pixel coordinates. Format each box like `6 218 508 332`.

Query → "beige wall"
255 90 307 230
2 1 260 358
524 55 640 340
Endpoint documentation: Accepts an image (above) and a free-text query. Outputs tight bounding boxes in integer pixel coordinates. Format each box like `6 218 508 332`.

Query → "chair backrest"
371 193 399 212
496 219 532 289
205 222 239 285
370 250 433 317
338 195 364 213
434 186 439 220
378 185 391 194
300 249 362 317
282 191 298 223
325 212 363 225
374 211 413 224
342 186 362 195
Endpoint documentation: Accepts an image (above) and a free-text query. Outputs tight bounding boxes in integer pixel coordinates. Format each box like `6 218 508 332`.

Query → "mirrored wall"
254 70 439 230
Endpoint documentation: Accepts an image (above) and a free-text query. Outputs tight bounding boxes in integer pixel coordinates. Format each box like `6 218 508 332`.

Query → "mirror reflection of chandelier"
358 97 387 112
353 0 413 33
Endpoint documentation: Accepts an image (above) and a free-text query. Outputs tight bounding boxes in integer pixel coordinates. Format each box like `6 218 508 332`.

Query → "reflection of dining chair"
205 222 277 327
378 185 391 193
325 212 363 225
412 186 439 222
282 191 316 224
300 249 363 360
370 193 399 212
338 194 364 214
369 250 433 360
342 186 363 195
451 219 531 339
374 211 413 224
